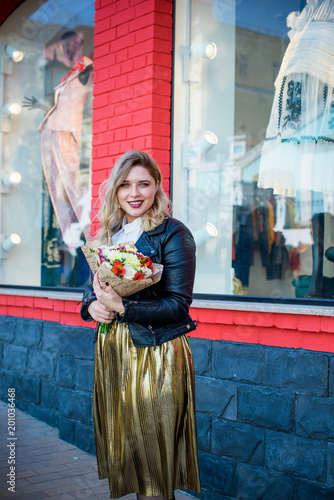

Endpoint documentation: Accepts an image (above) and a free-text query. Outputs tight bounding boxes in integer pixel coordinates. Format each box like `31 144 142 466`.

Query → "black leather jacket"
80 217 197 348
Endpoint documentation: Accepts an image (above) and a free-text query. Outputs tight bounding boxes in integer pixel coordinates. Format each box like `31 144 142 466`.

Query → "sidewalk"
0 401 197 500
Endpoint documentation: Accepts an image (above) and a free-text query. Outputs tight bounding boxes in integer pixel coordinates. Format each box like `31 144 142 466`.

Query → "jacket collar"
146 217 168 235
135 218 168 257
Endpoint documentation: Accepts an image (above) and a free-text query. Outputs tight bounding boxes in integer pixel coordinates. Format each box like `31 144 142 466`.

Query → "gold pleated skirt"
93 321 201 499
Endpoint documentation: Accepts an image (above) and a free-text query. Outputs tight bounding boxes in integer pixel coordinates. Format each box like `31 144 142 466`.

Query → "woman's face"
117 166 158 223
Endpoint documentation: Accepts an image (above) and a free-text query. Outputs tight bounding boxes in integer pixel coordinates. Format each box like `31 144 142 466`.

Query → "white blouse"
112 216 143 245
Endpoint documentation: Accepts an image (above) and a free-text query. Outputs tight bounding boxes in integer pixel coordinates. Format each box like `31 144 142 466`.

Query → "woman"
80 150 201 500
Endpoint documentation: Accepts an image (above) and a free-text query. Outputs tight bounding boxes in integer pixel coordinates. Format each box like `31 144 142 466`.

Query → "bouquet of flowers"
81 239 163 297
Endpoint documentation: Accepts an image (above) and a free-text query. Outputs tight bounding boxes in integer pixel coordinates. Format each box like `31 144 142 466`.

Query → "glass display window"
173 0 334 301
0 0 94 288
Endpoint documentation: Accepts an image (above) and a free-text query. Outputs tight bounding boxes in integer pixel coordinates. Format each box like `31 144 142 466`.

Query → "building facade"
0 0 334 498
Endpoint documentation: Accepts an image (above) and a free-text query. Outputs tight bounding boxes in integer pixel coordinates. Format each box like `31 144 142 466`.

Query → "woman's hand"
88 300 115 323
93 272 124 314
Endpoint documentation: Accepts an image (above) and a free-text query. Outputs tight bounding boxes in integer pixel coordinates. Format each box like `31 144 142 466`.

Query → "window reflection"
258 0 334 298
0 0 94 288
174 0 334 300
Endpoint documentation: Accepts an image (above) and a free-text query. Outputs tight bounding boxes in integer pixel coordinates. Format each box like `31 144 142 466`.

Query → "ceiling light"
191 41 218 60
3 171 21 187
2 233 21 252
204 131 218 145
5 46 24 62
3 103 22 115
193 223 218 247
206 222 218 237
205 42 217 59
190 131 219 159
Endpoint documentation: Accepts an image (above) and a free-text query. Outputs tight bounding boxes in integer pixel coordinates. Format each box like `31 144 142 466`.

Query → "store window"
0 0 94 288
173 0 334 301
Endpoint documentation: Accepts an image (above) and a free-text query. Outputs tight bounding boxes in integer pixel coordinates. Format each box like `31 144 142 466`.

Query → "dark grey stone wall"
190 337 334 499
0 316 95 454
1 316 334 499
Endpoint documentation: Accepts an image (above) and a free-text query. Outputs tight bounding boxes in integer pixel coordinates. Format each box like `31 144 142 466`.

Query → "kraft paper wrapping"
81 239 163 297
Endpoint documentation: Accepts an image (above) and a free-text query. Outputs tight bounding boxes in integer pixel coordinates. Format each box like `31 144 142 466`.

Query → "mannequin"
23 31 93 255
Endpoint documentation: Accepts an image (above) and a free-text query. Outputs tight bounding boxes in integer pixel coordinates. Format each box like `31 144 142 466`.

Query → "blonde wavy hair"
96 150 170 243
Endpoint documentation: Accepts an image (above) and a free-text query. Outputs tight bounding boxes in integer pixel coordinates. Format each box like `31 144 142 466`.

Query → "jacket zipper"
148 325 156 350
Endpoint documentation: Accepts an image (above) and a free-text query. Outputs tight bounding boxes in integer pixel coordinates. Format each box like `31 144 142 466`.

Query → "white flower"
105 249 123 262
124 253 141 270
123 265 137 280
141 267 152 277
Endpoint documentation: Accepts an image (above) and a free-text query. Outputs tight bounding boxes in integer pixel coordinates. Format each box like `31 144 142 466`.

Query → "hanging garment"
233 207 253 287
38 56 93 248
258 1 334 197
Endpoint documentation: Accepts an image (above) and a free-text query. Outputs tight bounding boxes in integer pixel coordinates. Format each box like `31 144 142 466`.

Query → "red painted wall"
191 308 334 353
91 0 173 236
1 292 334 353
0 0 23 25
1 0 334 354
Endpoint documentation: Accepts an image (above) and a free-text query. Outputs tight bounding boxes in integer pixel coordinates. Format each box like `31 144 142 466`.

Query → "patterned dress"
258 1 334 198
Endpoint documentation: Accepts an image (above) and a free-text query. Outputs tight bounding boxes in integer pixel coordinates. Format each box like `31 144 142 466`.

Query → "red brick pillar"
91 0 173 235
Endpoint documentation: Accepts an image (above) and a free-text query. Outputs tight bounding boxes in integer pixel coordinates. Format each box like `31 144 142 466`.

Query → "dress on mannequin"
258 0 334 197
38 55 93 252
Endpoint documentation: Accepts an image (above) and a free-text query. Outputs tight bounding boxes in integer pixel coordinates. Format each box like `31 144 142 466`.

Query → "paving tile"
0 487 17 498
8 461 43 472
0 491 51 500
68 486 112 498
14 478 35 488
15 469 39 479
42 483 86 496
58 466 96 478
16 453 55 464
32 464 71 475
65 458 98 469
15 481 55 494
48 475 83 487
23 494 51 500
25 472 65 484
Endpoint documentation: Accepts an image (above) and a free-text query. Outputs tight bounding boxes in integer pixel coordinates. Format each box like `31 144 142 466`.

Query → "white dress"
258 0 334 197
